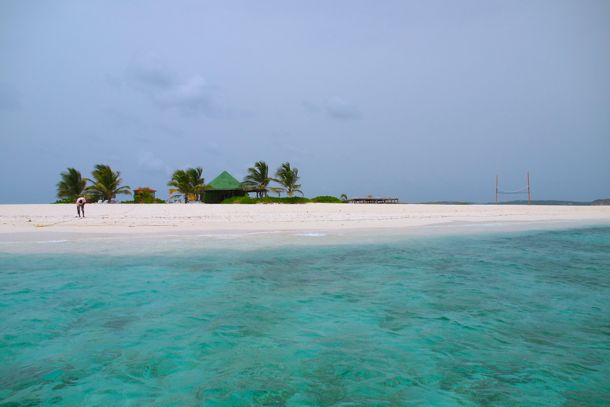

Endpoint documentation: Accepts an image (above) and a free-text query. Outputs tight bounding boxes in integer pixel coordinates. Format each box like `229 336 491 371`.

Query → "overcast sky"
1 0 608 203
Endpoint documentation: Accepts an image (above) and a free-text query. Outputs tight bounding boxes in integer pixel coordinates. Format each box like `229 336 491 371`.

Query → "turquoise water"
1 227 610 406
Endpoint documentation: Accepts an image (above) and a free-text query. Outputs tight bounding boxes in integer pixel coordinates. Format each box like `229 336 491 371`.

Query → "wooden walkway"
347 197 400 204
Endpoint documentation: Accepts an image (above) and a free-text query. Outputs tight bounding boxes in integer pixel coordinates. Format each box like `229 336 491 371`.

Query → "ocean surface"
1 227 609 406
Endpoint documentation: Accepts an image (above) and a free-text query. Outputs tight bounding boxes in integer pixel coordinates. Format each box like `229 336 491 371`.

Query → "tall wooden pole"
496 175 499 204
527 172 531 205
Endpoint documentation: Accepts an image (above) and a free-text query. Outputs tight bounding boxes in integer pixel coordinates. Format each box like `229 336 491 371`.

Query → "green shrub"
53 198 74 204
311 195 344 203
122 198 166 204
271 197 310 204
221 196 311 204
221 196 258 204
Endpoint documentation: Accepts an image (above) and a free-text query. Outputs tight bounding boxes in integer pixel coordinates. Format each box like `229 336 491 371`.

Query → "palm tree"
57 168 87 201
243 161 271 198
168 167 205 203
274 162 303 197
87 164 131 203
269 186 284 197
187 167 205 201
168 169 192 203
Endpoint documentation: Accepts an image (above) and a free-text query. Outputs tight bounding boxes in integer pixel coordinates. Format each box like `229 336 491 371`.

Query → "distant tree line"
167 160 302 203
56 161 304 203
56 164 131 203
242 161 302 198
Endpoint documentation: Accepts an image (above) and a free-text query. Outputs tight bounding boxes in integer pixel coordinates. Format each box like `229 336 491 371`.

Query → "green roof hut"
204 171 246 203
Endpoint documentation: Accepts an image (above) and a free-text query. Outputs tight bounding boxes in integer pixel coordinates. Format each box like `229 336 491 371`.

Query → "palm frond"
89 164 131 202
168 167 205 203
274 162 302 197
56 167 87 200
243 161 270 197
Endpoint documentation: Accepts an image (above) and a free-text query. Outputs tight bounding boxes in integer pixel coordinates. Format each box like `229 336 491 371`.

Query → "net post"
527 172 531 205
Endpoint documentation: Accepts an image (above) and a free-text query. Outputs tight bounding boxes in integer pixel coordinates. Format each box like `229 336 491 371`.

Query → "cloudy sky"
1 0 608 203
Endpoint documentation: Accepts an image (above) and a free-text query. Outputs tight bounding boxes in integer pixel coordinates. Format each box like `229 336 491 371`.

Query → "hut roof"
134 187 156 193
208 171 243 190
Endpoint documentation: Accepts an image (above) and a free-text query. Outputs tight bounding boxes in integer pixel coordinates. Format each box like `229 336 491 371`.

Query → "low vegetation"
53 197 77 204
221 195 344 204
55 160 350 204
122 198 166 204
310 195 344 203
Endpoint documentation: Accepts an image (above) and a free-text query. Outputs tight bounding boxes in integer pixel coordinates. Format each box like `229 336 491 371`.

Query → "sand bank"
1 204 609 240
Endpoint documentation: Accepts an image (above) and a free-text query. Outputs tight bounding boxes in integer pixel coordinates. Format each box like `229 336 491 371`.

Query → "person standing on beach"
76 196 86 218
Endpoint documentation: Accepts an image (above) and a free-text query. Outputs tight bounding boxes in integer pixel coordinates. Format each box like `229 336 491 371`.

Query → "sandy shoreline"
1 204 609 241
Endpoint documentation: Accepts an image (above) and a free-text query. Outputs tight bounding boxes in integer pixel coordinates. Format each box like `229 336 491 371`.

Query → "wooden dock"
347 197 400 204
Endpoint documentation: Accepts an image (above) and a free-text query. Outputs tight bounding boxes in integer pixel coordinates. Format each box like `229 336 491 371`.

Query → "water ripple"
1 227 610 405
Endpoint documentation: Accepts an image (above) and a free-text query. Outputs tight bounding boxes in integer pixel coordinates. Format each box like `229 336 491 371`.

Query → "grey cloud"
302 100 321 113
125 57 224 117
269 132 315 159
0 83 22 111
137 151 170 174
104 74 124 88
103 108 184 141
127 55 174 89
154 75 216 115
325 97 361 120
103 107 143 128
205 141 222 155
302 97 361 120
280 144 314 159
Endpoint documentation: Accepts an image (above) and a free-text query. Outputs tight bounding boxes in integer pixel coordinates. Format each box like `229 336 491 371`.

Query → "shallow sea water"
1 227 610 406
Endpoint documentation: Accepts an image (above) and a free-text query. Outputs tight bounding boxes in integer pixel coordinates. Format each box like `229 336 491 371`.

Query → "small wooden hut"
204 171 245 203
133 187 157 203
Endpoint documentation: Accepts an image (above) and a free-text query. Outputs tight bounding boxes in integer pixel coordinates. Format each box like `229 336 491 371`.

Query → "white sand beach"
1 204 609 241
